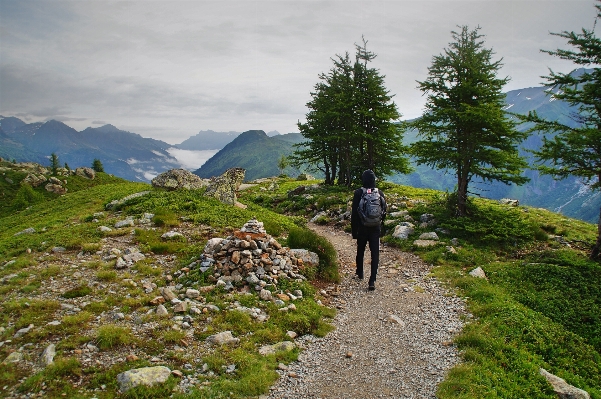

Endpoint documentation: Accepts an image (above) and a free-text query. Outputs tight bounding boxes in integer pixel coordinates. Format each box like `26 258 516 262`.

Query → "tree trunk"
457 175 469 217
591 204 601 260
323 156 331 185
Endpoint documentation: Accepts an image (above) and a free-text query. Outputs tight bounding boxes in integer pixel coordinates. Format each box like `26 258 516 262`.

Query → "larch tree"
410 25 529 216
519 0 601 259
293 39 410 186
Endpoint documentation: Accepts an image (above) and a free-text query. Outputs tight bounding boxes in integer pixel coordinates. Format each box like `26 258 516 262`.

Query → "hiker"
351 169 387 290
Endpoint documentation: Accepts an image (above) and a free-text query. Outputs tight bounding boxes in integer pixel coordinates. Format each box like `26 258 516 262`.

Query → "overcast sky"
0 0 596 144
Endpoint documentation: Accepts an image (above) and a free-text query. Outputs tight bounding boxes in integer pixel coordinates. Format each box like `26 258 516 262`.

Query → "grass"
1 165 600 398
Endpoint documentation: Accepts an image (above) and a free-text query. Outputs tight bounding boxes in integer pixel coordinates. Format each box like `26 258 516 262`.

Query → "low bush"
287 226 340 283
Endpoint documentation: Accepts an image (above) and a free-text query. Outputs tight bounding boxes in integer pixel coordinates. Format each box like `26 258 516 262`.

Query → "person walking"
351 169 387 290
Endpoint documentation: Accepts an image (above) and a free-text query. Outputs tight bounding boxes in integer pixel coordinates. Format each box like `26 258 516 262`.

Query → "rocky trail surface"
265 223 466 399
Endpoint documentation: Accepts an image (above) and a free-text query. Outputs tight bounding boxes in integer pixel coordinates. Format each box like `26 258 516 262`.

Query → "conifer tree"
293 39 410 186
410 26 529 216
92 158 104 173
50 153 60 176
519 0 601 259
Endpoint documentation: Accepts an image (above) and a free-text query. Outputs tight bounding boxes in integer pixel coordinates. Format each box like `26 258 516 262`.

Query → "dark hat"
361 169 376 188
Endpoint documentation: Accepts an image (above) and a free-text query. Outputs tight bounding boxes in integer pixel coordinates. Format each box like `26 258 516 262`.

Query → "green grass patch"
95 324 135 350
62 284 92 299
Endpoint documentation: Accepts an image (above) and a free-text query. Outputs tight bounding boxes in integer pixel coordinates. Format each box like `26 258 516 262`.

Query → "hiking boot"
368 281 375 291
354 269 363 280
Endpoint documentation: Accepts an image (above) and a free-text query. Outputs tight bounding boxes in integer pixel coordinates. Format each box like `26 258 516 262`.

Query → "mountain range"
0 117 179 182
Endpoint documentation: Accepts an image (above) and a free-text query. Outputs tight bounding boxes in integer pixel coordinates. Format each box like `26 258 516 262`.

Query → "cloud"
0 0 595 141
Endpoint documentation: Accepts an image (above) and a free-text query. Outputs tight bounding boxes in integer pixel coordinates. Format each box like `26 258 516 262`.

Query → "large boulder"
152 169 208 190
45 183 67 195
116 366 171 393
75 167 96 179
204 168 246 205
22 173 47 187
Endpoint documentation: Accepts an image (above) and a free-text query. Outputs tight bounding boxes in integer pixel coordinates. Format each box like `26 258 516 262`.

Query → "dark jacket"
351 170 387 239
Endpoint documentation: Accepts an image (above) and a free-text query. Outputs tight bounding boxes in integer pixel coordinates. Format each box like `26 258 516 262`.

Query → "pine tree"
293 39 410 186
92 159 104 173
277 155 289 176
519 0 601 259
410 26 529 216
50 153 60 176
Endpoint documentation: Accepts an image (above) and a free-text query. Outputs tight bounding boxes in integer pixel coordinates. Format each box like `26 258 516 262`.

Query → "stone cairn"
197 219 313 295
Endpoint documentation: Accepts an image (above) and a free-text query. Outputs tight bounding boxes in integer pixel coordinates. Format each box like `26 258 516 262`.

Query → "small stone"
126 354 139 362
156 305 168 316
345 351 353 358
171 370 184 378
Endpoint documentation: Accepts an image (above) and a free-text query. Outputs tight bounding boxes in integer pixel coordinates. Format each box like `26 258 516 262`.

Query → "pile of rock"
198 219 316 293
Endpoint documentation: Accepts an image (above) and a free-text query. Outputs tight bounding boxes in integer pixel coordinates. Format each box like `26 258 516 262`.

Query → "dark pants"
355 227 380 283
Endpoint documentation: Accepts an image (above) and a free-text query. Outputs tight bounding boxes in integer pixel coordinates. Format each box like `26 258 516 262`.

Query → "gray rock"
152 169 208 190
162 231 184 240
115 217 135 228
290 249 319 267
116 366 171 393
469 267 487 279
41 344 56 366
75 167 96 179
418 232 439 241
105 191 151 210
45 183 67 194
258 341 296 356
204 167 246 205
14 227 36 236
310 211 328 223
156 305 168 317
206 331 240 346
98 226 112 232
2 351 23 364
185 289 200 299
13 324 34 338
539 368 590 399
392 225 414 239
260 289 273 301
412 240 439 248
499 198 519 206
160 287 177 301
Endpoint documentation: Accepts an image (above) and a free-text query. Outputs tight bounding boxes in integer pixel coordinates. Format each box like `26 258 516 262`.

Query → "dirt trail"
265 223 465 399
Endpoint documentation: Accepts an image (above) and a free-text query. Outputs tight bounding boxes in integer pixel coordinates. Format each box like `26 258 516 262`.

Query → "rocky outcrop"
22 173 47 187
75 167 96 179
45 183 67 195
539 368 590 399
204 167 246 205
151 169 208 190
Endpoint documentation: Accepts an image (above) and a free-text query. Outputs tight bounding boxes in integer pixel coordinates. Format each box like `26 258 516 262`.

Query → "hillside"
193 130 304 181
0 158 600 398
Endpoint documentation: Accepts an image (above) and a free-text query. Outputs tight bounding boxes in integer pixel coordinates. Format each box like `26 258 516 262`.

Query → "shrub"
11 184 44 211
287 226 339 283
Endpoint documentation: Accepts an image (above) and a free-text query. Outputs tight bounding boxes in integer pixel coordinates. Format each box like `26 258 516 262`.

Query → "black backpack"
358 188 383 227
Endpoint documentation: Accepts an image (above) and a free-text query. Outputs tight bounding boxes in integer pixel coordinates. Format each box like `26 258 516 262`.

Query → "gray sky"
0 0 596 144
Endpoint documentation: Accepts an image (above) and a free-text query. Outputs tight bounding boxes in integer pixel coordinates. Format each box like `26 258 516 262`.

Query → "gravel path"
265 224 466 399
